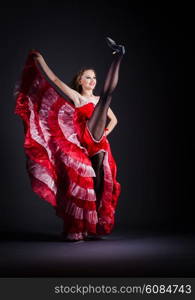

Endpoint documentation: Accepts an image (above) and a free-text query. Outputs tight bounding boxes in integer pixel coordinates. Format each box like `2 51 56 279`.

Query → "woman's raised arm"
32 51 80 106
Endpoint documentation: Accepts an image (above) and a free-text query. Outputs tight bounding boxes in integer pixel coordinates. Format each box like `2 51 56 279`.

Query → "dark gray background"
0 1 193 235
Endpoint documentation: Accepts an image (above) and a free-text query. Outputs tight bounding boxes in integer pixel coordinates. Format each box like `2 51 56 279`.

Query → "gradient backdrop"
0 1 193 235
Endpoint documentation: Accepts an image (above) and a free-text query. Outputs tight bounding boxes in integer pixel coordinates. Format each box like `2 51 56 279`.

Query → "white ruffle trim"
60 152 96 177
65 200 98 224
58 103 89 155
27 158 57 195
28 97 55 165
69 180 96 201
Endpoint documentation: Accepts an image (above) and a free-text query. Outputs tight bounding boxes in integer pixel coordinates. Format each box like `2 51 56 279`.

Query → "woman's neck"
81 89 94 98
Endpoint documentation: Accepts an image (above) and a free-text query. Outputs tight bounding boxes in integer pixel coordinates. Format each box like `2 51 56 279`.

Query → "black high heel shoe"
106 36 125 55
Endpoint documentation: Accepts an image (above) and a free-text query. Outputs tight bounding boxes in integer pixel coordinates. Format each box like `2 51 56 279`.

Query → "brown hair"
69 68 96 93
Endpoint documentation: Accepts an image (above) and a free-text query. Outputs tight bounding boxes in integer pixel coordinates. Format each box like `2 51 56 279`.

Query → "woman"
14 37 125 241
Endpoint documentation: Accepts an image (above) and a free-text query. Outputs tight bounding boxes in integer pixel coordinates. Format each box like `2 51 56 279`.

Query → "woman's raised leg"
87 43 124 141
87 38 125 208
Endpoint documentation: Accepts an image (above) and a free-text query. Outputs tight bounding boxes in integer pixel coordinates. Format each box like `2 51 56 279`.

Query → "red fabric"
14 51 121 239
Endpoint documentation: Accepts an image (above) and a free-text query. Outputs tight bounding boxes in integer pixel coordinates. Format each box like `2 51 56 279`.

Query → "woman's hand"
30 49 42 59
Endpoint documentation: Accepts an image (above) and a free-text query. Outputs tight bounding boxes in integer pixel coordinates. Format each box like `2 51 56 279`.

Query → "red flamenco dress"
14 51 121 240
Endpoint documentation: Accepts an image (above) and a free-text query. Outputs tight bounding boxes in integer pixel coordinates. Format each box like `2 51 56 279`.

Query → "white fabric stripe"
84 210 98 224
102 150 114 210
28 97 55 165
27 159 57 195
28 97 46 147
101 150 115 223
65 200 98 224
58 103 89 155
60 152 96 177
38 87 58 144
69 180 96 201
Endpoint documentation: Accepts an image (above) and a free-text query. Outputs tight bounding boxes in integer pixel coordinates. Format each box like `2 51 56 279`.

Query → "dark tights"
87 52 124 207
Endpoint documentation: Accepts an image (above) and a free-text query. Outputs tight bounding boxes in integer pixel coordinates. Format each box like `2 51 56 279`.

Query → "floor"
0 229 194 277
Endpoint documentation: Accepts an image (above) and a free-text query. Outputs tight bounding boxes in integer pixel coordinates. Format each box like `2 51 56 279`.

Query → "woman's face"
79 69 97 91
